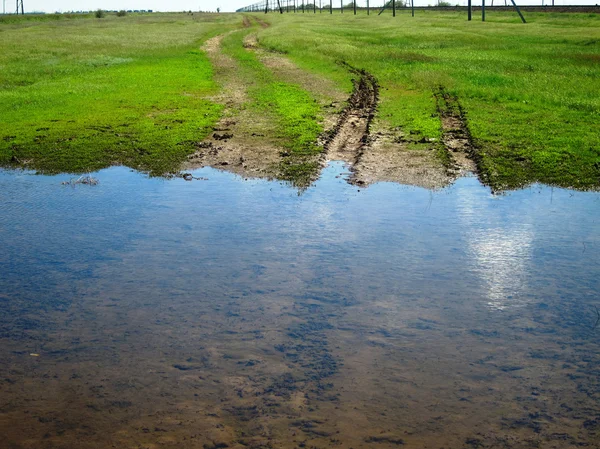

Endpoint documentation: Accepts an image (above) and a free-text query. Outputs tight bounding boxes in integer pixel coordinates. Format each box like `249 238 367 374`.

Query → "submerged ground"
0 10 599 190
0 165 599 449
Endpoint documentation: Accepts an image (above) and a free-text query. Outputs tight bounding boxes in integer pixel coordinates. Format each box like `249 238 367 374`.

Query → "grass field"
0 13 239 174
1 11 599 189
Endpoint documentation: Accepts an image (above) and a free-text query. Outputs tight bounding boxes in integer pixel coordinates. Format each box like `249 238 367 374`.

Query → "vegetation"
257 11 600 189
95 9 105 18
0 13 239 174
0 12 94 23
0 11 599 190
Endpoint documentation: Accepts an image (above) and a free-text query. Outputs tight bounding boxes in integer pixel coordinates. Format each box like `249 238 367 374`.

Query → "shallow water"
1 163 599 449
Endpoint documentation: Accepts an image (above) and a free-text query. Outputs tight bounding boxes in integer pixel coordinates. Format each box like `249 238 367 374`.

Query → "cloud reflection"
455 185 534 311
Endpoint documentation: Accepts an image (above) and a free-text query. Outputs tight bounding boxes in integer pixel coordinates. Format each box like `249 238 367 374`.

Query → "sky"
3 0 597 14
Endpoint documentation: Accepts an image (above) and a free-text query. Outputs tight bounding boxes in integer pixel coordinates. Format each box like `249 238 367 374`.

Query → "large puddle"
1 163 599 448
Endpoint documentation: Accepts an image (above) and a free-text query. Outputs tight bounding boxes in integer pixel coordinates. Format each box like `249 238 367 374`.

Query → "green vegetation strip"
220 22 323 184
0 13 239 174
257 11 600 190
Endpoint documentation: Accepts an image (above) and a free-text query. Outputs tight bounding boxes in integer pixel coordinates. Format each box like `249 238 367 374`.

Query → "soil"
184 27 346 186
184 32 285 182
354 125 454 190
434 86 478 176
186 29 477 191
324 65 378 167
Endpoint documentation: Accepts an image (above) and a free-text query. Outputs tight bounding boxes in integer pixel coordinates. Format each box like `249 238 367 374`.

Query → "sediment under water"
0 163 599 449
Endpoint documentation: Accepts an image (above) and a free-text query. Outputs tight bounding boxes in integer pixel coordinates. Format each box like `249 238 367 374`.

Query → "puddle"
1 163 599 448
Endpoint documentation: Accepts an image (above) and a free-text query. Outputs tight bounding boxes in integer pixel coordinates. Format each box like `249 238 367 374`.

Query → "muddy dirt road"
184 27 479 190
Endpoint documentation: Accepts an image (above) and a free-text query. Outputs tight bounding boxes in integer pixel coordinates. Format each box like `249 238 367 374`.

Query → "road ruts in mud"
322 63 379 182
252 16 270 28
185 22 339 188
190 31 475 191
434 86 478 177
322 67 463 190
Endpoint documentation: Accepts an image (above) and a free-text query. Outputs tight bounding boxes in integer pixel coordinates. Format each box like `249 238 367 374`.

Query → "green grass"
256 10 600 190
1 11 599 190
220 26 322 154
0 12 94 24
0 13 239 174
219 23 324 184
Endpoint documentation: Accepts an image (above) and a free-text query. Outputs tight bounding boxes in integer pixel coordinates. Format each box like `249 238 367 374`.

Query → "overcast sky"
3 0 597 14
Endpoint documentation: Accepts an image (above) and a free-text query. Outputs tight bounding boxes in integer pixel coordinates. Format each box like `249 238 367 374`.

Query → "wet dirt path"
324 65 379 171
435 86 478 177
188 22 475 191
185 21 344 187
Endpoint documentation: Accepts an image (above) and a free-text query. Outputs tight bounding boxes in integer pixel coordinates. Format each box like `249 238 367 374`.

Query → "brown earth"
185 28 478 191
184 26 347 186
1 250 598 449
184 32 286 182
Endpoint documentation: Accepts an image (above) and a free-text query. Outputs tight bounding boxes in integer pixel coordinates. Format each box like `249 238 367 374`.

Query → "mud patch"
253 16 271 28
353 124 453 190
188 30 344 188
187 32 286 182
193 35 474 191
325 66 454 190
324 63 378 166
434 86 477 176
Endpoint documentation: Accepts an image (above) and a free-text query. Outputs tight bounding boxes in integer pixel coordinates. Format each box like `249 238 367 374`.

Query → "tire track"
323 63 379 178
434 86 478 177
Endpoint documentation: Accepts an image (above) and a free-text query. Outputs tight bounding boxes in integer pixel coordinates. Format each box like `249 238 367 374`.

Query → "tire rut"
434 86 478 177
323 63 379 181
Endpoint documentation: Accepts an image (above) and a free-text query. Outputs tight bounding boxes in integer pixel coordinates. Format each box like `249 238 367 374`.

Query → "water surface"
1 163 599 448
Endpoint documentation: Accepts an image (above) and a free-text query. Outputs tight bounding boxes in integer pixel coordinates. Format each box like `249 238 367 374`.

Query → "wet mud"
434 86 478 177
323 64 379 175
187 31 468 191
184 28 341 187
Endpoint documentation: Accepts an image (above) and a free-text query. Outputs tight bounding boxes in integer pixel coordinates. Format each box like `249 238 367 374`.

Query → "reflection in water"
456 182 535 310
469 227 533 310
1 164 600 449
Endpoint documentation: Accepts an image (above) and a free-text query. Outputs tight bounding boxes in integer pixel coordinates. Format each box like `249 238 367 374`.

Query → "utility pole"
16 0 24 14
